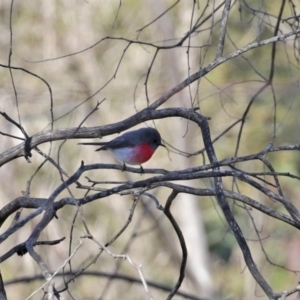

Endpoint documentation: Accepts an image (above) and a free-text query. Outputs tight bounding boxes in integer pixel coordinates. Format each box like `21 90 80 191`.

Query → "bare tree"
0 0 300 299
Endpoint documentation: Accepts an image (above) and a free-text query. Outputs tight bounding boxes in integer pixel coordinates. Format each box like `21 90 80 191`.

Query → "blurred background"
0 0 300 299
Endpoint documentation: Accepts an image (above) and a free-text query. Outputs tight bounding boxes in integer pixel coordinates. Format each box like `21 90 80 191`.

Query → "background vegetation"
0 0 300 299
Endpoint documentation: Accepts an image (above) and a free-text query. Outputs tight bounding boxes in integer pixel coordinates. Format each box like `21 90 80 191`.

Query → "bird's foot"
139 165 144 175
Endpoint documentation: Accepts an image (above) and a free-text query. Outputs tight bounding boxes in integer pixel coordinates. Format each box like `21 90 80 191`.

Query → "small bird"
78 127 165 172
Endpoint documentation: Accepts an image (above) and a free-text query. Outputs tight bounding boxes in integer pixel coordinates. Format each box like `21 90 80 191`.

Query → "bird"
78 127 165 172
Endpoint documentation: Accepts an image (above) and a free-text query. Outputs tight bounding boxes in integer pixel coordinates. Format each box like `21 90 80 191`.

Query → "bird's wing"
78 131 139 150
104 135 137 149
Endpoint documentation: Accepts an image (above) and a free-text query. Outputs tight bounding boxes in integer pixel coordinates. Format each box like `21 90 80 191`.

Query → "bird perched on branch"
78 127 165 172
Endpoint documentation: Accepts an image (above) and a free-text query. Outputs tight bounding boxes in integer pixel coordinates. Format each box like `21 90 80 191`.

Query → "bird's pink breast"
131 143 155 164
111 143 155 165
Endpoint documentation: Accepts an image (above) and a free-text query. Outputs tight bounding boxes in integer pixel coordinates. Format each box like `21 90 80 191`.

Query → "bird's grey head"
137 128 164 150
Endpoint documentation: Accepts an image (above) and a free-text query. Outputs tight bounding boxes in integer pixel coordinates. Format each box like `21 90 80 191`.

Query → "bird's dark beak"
160 143 166 148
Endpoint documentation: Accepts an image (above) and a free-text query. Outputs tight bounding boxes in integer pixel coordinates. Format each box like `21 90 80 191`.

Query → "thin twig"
164 190 187 300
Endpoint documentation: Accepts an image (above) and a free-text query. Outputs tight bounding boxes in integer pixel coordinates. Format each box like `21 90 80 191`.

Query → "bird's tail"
78 142 107 151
